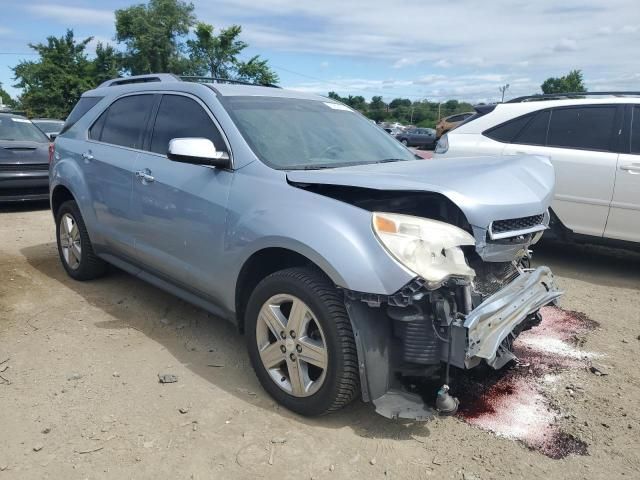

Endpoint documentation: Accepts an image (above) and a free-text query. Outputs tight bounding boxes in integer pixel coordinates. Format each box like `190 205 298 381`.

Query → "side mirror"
167 138 230 168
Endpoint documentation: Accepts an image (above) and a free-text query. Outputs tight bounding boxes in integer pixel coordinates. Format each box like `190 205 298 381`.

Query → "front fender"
224 165 415 298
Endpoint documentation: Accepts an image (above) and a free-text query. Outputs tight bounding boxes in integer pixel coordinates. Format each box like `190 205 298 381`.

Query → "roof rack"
97 74 280 89
98 74 181 88
507 91 640 103
180 76 280 88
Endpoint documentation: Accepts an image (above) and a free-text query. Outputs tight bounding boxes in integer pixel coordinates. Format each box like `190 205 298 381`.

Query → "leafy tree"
0 82 18 109
327 91 344 102
115 0 195 75
187 23 278 84
90 42 120 85
12 30 96 118
389 98 411 109
541 69 587 94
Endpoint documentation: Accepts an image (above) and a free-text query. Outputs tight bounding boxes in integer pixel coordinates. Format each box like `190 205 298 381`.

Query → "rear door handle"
135 168 155 184
81 151 94 161
620 164 640 174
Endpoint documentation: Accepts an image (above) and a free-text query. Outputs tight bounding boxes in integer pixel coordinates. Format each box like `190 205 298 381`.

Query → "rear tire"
55 200 107 281
401 138 409 146
245 267 360 416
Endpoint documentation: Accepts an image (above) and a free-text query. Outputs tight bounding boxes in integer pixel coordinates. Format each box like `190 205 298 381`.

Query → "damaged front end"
344 211 561 421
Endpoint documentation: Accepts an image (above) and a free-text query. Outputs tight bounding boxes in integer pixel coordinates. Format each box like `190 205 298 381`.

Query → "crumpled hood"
286 155 555 228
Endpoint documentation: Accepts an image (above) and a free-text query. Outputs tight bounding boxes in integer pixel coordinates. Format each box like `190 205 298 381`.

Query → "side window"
98 95 155 149
547 106 617 151
512 110 550 146
448 115 462 122
89 111 107 140
150 95 226 155
631 106 640 154
483 114 533 143
60 96 103 135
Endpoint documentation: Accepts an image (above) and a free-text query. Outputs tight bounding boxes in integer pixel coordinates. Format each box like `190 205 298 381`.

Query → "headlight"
372 212 476 288
434 133 449 154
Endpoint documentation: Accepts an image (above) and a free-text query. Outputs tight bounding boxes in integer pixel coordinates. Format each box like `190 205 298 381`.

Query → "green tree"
0 82 17 109
541 69 587 94
187 23 278 84
115 0 195 75
12 30 96 118
90 42 120 85
389 98 411 109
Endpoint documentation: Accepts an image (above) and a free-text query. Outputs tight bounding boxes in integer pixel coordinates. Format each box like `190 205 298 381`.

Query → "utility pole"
499 83 510 103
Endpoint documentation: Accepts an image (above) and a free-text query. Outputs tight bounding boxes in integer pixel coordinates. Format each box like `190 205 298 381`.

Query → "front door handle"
135 169 155 184
81 151 94 162
620 164 640 174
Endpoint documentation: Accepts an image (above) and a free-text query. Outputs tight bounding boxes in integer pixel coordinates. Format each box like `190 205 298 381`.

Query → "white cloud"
435 59 451 68
26 4 114 25
552 38 578 52
320 61 329 68
621 25 639 33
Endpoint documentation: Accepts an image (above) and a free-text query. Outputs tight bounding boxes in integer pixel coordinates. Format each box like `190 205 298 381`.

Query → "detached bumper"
461 266 561 369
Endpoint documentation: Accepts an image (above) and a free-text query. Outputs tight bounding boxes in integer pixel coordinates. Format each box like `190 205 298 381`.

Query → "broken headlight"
372 212 476 288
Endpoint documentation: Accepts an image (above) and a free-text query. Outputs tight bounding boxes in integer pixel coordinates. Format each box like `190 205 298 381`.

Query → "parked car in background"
32 118 65 140
395 127 437 148
0 113 51 202
51 74 559 420
434 93 640 246
436 112 475 138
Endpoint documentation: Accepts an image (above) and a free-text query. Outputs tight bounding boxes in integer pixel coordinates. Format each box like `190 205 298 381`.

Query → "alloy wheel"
59 213 82 270
256 294 328 397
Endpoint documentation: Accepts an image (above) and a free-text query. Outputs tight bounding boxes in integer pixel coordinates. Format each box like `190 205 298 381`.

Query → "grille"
0 163 49 172
492 214 544 235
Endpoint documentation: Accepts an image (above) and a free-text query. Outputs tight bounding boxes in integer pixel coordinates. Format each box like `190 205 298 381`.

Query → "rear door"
501 105 622 237
130 93 233 300
604 105 640 242
84 93 156 258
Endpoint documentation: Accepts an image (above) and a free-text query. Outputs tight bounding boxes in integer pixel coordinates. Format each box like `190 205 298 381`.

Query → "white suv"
434 94 640 246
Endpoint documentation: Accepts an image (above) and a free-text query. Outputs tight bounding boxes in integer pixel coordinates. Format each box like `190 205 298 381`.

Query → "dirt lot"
1 203 639 479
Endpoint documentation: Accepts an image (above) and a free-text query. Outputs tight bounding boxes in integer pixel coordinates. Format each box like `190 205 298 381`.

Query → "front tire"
55 200 107 281
246 267 360 416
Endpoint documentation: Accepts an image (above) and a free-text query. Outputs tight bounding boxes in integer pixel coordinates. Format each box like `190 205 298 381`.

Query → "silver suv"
50 74 560 419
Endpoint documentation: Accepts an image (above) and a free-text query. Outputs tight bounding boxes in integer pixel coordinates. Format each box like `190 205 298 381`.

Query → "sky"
1 0 640 103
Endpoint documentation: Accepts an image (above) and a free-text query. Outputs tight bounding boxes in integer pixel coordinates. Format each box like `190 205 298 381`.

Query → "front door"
605 105 640 242
130 93 233 302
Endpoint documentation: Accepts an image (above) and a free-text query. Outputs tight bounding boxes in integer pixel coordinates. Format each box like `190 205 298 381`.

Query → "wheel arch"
234 247 336 333
51 184 76 217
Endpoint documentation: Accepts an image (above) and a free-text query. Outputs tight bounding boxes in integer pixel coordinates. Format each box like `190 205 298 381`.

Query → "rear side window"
95 95 155 149
631 106 640 154
60 96 102 135
513 110 550 146
150 95 226 155
547 106 617 151
484 114 533 143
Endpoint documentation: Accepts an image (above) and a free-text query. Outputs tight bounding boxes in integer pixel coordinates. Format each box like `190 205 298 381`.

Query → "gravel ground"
1 203 639 479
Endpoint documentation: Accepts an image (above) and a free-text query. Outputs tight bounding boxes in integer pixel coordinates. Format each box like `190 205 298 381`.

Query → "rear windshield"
0 116 49 142
60 96 103 135
219 96 415 170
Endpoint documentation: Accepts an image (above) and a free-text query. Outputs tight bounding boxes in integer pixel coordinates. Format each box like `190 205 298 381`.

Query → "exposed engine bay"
294 183 562 420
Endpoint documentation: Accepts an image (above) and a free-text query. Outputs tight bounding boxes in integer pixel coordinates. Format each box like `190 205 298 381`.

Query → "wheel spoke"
64 215 74 237
71 243 82 262
260 305 287 339
287 359 307 396
70 223 79 241
286 298 307 335
260 342 284 369
297 336 327 369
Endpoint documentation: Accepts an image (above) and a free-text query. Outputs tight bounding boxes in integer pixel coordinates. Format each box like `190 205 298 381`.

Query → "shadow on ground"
0 200 50 213
534 240 640 289
20 241 431 441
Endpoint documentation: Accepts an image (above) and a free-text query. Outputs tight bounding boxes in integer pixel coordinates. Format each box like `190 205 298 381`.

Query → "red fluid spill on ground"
455 306 596 459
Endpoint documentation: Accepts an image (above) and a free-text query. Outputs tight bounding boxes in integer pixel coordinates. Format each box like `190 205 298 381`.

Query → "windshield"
220 96 415 170
33 120 64 132
0 116 50 142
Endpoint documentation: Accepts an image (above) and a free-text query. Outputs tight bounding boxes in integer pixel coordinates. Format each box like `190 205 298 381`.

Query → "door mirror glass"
167 138 230 168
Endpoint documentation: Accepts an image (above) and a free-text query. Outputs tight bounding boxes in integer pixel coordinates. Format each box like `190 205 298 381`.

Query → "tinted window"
513 110 550 145
150 95 226 155
447 115 463 122
484 114 533 143
548 106 616 151
99 95 155 149
89 111 107 140
631 106 640 154
60 96 102 135
0 116 49 142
